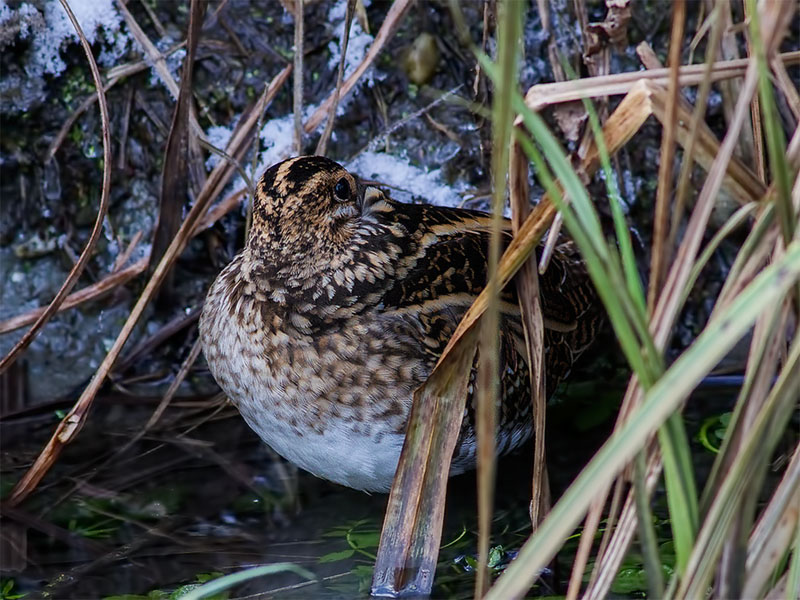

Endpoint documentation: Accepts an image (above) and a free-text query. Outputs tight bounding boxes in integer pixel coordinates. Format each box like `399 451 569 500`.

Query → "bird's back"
199 156 602 491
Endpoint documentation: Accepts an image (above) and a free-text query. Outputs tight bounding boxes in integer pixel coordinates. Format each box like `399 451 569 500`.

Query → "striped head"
248 156 387 274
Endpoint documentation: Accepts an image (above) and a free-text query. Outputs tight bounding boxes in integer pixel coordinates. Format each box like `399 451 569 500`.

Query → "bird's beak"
363 186 383 205
359 185 384 215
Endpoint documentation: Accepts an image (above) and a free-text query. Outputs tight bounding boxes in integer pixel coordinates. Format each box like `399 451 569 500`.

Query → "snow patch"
347 151 466 209
205 124 236 170
28 0 126 76
326 0 378 113
253 104 320 177
0 0 130 111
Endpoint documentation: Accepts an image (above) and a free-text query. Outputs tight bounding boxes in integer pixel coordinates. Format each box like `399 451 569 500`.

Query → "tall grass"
472 1 800 598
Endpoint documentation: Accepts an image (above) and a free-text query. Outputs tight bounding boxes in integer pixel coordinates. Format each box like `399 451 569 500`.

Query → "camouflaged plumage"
199 155 601 491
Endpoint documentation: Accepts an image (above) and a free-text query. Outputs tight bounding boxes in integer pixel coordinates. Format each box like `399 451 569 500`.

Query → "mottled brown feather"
199 155 602 491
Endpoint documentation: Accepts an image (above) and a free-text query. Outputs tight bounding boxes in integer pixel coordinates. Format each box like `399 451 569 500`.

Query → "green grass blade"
179 564 315 600
475 1 522 594
788 522 800 600
481 50 701 579
559 56 646 316
678 333 800 597
633 451 665 598
747 0 795 243
484 241 800 599
504 67 699 575
659 412 699 572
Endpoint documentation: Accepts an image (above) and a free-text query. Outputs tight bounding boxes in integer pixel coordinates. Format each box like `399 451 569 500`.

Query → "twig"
0 0 113 376
316 0 356 156
115 307 201 374
647 0 685 310
293 0 304 154
4 64 292 507
304 0 412 134
0 258 147 336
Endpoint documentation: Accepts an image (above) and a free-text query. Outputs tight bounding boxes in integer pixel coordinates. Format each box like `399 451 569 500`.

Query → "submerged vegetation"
1 0 799 598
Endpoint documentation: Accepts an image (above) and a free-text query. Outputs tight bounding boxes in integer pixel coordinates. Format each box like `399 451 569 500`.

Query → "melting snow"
347 151 466 209
4 0 127 76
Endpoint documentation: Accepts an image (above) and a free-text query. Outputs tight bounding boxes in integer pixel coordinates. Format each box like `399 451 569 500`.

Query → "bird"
199 155 601 492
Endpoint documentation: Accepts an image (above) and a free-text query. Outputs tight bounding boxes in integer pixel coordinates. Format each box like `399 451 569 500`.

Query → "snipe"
199 156 601 492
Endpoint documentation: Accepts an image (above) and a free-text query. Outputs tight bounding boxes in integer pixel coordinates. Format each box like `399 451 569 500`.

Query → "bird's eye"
334 177 351 202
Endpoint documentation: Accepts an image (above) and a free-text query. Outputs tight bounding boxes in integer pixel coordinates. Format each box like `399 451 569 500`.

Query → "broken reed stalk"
5 65 292 507
647 0 685 310
475 2 521 595
0 0 112 377
509 138 548 528
371 328 480 597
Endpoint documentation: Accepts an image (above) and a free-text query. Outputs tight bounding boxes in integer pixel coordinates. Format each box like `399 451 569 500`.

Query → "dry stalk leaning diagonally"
5 64 293 507
509 137 548 529
0 0 113 376
648 0 685 310
303 0 412 134
0 258 148 335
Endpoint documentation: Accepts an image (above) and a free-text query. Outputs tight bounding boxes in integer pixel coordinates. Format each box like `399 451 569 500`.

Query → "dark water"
0 359 614 599
1 343 763 600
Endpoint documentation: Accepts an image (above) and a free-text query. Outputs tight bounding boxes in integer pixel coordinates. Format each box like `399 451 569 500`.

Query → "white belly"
200 287 414 492
237 398 405 492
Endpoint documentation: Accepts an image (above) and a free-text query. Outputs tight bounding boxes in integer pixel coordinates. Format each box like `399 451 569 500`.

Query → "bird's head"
247 156 387 275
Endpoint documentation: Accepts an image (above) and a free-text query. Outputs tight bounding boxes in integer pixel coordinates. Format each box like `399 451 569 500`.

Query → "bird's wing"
377 201 602 388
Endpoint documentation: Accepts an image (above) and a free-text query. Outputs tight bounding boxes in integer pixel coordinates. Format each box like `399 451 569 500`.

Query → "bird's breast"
199 270 425 491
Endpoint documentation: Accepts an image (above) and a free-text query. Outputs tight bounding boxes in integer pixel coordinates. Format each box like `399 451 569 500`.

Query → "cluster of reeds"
375 1 799 598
